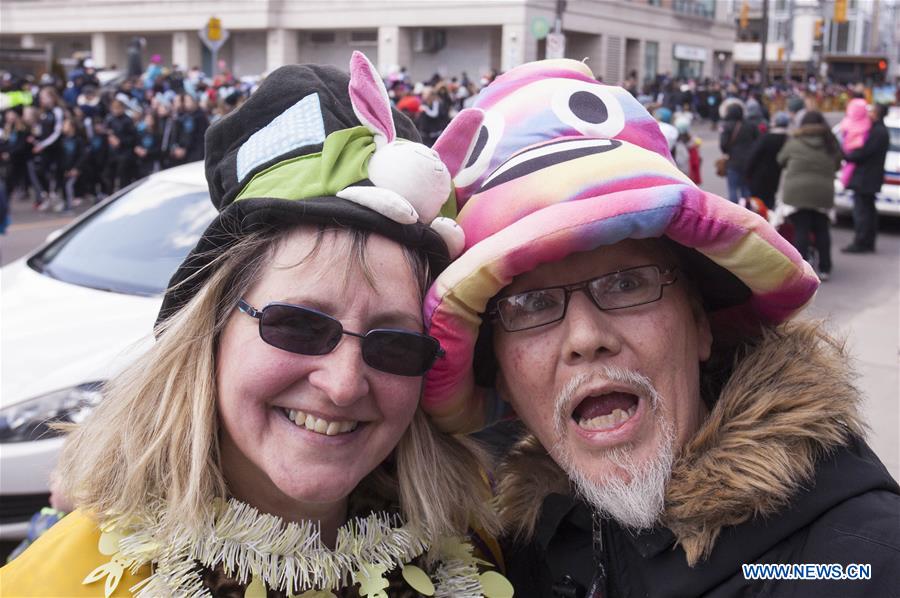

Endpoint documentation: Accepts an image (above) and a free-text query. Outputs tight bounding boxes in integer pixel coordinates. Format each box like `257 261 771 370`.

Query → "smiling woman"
0 53 508 598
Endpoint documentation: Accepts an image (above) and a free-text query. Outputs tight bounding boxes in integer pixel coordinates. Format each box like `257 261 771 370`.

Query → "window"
30 180 215 296
310 32 336 44
644 41 659 83
350 30 378 46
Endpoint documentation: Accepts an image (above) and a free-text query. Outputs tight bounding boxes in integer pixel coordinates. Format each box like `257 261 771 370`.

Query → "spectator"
31 86 66 210
1 107 33 202
837 98 871 189
672 114 702 185
134 112 161 178
745 111 791 209
842 103 890 254
58 117 88 212
104 97 138 192
171 93 208 164
776 111 842 281
719 102 759 203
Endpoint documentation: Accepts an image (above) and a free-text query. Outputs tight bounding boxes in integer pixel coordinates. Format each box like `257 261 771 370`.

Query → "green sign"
532 17 551 40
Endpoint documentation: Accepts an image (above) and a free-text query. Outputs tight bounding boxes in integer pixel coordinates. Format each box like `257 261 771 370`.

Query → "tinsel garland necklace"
83 498 512 597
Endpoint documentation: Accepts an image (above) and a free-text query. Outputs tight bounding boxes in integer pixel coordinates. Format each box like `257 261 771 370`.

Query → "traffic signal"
814 19 824 39
740 1 749 29
208 17 222 42
834 0 847 24
878 59 888 72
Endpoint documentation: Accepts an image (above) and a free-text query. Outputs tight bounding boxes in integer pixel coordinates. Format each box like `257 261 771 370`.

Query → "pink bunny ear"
349 51 395 144
433 108 485 178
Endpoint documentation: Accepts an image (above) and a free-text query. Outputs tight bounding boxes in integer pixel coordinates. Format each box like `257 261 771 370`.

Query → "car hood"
1 260 161 407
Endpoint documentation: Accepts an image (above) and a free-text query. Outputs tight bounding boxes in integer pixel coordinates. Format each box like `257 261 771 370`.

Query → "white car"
833 107 900 218
0 162 215 539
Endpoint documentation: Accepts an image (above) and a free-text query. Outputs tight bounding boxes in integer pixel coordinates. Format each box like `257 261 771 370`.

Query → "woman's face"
216 229 424 519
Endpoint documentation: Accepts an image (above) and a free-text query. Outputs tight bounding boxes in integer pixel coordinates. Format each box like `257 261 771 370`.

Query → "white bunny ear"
336 186 418 224
430 216 466 259
348 51 395 147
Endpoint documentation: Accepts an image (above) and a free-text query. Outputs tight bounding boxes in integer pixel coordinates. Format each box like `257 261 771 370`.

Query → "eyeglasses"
236 299 445 377
490 265 678 332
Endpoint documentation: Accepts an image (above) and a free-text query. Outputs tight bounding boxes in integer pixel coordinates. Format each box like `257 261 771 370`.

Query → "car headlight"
0 382 104 443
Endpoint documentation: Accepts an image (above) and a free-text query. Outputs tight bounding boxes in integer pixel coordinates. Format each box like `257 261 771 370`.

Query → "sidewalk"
5 191 92 233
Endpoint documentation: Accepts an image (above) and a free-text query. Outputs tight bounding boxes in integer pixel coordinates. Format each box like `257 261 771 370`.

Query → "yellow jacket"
0 510 150 597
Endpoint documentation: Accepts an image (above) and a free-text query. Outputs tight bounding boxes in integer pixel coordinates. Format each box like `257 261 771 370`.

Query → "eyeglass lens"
496 265 670 332
256 304 440 376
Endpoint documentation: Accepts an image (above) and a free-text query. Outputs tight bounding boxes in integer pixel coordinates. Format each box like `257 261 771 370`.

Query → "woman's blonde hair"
56 224 496 541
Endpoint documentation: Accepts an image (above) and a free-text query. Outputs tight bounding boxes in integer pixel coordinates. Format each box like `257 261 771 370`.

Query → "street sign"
532 17 551 40
199 16 230 52
207 17 222 42
546 32 566 59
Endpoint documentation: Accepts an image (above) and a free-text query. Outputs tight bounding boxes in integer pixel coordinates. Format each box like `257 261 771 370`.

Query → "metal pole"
785 0 794 85
761 0 769 86
555 0 566 34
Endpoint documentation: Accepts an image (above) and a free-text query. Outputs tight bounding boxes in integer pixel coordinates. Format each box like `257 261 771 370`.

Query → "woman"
0 53 505 597
29 86 66 209
776 111 842 281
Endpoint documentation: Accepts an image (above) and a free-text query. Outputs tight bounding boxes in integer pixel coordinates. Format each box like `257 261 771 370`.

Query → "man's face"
493 239 713 527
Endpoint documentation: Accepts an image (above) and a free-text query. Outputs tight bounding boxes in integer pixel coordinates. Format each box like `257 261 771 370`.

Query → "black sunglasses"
236 299 444 377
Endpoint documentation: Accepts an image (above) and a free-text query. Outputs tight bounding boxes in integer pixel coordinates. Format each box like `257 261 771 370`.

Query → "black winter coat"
720 115 760 173
504 439 900 598
497 323 900 598
745 130 788 208
845 120 890 195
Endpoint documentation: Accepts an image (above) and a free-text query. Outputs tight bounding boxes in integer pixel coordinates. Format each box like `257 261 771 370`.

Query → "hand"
108 134 120 148
0 152 8 161
32 145 43 154
134 146 146 157
172 146 186 160
68 168 79 177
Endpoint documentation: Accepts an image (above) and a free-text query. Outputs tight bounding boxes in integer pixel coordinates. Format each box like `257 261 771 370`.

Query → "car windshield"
28 178 216 296
889 125 900 152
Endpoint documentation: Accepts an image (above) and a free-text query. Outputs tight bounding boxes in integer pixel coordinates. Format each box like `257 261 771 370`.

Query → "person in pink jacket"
838 98 871 187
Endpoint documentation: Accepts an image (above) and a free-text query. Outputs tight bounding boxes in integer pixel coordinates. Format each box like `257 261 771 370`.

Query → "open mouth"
572 392 639 432
280 408 360 436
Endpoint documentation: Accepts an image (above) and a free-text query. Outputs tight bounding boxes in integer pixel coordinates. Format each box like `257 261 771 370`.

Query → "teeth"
284 409 358 436
577 404 638 431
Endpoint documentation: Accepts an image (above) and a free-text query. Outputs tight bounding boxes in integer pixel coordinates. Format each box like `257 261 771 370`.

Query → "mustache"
553 366 660 437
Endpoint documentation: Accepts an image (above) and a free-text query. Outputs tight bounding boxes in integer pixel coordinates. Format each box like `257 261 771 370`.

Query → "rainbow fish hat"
423 59 820 433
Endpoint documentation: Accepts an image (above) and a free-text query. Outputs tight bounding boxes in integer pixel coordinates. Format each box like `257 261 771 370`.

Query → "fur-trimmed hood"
495 320 867 566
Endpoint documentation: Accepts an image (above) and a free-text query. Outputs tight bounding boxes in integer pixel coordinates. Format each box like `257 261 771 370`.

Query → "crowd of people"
0 57 255 219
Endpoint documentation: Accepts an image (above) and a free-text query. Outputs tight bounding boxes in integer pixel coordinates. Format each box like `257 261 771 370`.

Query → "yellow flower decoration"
437 537 492 567
245 573 267 598
479 571 515 598
401 564 435 596
353 563 390 598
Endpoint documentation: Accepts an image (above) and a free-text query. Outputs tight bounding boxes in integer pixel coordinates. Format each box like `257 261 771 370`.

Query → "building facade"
0 0 735 85
733 0 898 83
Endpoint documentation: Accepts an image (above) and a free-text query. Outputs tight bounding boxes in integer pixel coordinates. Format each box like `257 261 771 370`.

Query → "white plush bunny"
336 52 475 259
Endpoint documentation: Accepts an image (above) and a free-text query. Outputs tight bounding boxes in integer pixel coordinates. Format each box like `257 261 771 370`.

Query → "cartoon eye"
551 81 626 138
453 109 505 189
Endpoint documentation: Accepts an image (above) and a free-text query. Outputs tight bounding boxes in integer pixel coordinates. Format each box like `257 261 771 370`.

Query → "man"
842 103 890 254
422 60 900 597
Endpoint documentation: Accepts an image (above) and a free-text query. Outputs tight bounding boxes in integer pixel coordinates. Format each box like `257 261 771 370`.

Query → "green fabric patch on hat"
235 126 376 202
